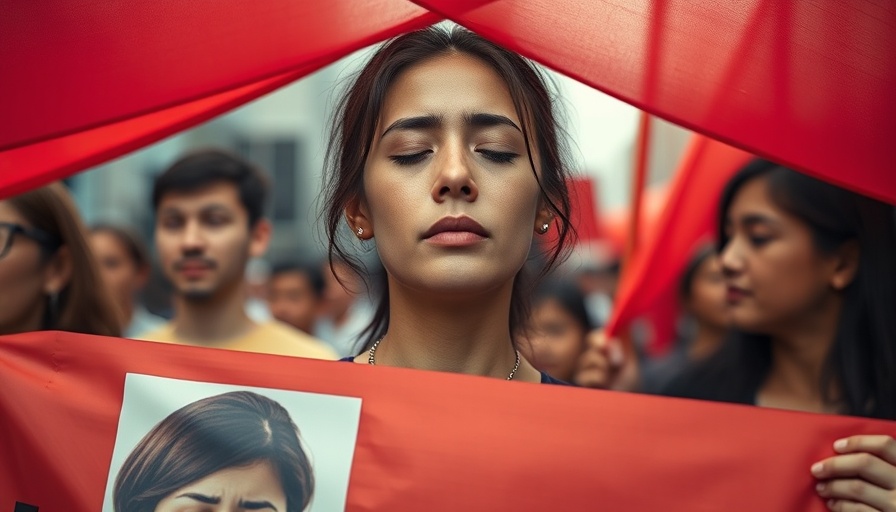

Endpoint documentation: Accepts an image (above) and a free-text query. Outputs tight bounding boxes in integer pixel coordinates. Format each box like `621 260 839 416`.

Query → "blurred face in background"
526 298 587 381
685 255 729 331
268 270 321 334
155 182 269 303
90 231 147 306
321 261 357 321
720 176 847 334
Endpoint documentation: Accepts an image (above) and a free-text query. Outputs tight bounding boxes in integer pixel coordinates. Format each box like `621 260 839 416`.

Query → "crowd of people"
2 25 894 511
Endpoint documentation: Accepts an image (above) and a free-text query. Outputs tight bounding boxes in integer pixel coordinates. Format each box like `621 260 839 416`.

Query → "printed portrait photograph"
101 373 363 512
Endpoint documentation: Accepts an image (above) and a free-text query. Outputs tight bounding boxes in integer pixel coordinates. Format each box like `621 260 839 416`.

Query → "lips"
174 258 216 277
725 285 751 304
422 216 489 241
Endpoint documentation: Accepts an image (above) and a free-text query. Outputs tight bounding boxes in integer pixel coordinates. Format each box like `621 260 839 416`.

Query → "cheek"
364 170 419 234
693 283 726 312
755 249 828 303
155 232 179 264
0 254 45 317
560 329 585 356
214 230 251 264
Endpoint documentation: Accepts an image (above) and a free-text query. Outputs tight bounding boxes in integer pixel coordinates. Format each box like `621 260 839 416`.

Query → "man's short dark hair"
271 261 325 299
152 149 269 227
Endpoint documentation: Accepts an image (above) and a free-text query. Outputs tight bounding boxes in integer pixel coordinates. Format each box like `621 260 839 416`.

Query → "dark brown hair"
7 183 122 336
322 25 575 349
152 149 270 228
114 391 314 512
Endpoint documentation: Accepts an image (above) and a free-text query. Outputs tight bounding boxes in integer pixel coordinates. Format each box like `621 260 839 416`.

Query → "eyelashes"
389 151 431 165
388 149 519 166
749 235 772 247
479 149 518 164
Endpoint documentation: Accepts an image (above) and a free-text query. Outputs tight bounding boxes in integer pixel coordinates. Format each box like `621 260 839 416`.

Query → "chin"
730 314 775 336
180 287 218 301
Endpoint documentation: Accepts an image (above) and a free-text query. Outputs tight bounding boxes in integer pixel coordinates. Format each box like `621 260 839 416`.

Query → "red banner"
2 331 894 511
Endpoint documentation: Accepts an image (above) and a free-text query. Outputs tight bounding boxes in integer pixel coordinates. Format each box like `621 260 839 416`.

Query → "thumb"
591 330 625 368
606 340 625 367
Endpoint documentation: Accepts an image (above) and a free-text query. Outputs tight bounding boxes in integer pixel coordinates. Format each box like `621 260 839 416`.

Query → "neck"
170 283 255 344
758 298 842 413
370 278 535 381
687 323 725 361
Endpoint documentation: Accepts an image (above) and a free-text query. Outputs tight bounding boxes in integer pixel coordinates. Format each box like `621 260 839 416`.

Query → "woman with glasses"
0 183 121 336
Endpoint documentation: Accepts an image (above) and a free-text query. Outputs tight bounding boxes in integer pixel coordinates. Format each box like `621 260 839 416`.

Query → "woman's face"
90 231 143 305
154 460 287 512
720 176 845 334
0 201 49 334
358 52 549 297
526 298 586 381
686 255 729 331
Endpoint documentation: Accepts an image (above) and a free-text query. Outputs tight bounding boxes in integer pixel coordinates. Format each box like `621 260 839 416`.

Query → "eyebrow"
176 493 278 511
739 213 778 228
380 112 521 137
464 112 522 132
159 204 232 216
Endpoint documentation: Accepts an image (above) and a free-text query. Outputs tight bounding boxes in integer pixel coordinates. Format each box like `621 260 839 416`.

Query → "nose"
431 143 479 203
719 238 744 278
180 219 206 254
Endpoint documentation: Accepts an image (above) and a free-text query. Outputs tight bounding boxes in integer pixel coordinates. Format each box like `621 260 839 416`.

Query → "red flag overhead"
0 1 439 196
607 135 753 336
3 331 893 511
419 0 896 203
1 1 893 202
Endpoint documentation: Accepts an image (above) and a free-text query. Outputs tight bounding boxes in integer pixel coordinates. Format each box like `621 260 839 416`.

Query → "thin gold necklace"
367 336 521 380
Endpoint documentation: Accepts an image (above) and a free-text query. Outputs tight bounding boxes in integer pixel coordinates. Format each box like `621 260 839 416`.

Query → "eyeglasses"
0 222 62 260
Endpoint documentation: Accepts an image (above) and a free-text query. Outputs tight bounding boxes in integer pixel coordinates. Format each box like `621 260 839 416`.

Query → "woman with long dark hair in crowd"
323 25 575 383
662 159 896 511
0 183 121 337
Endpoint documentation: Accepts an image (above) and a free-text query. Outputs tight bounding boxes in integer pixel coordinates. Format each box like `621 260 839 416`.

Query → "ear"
42 246 73 296
345 194 374 240
248 218 272 259
534 199 555 235
830 240 860 291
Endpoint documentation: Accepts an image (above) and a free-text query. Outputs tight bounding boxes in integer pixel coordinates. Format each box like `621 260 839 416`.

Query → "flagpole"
626 110 651 263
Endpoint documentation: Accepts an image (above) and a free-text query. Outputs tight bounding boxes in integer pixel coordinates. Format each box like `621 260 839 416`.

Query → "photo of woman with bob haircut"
113 391 314 512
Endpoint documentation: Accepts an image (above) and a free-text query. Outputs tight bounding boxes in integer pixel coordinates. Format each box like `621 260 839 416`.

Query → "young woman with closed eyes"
322 26 575 384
